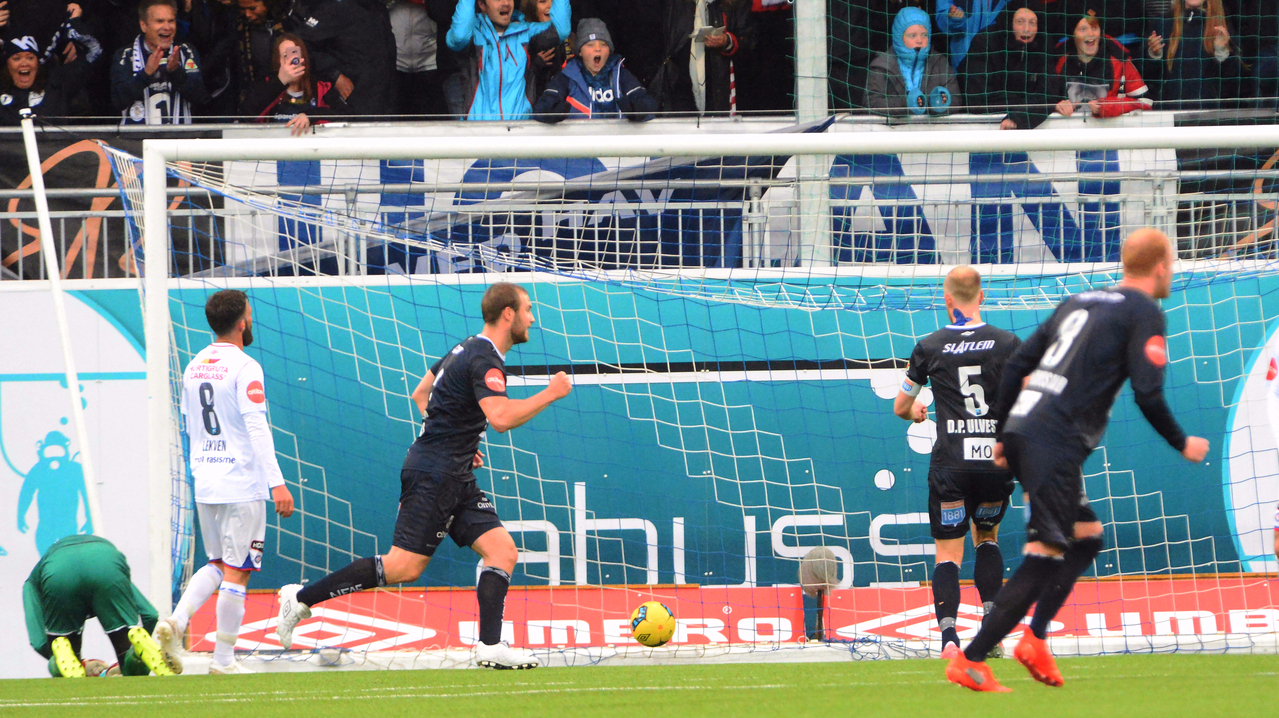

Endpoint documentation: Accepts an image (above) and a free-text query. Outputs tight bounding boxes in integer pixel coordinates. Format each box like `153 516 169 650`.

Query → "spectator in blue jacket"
936 0 1010 69
532 17 655 122
446 0 570 121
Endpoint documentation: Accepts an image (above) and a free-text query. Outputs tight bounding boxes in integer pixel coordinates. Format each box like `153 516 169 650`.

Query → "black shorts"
1003 432 1099 551
928 468 1015 540
391 469 502 557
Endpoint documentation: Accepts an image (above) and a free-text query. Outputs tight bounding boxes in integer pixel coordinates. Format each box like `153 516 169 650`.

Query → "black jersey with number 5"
992 286 1187 452
402 335 508 480
905 322 1022 471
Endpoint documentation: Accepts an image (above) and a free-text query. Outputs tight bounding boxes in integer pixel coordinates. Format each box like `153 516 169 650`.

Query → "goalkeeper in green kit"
24 535 177 677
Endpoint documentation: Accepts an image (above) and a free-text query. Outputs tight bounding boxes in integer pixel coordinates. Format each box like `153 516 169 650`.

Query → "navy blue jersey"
403 335 508 479
992 286 1186 452
905 322 1022 471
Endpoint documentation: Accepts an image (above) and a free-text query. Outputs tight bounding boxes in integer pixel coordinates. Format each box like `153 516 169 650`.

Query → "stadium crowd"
0 0 1272 126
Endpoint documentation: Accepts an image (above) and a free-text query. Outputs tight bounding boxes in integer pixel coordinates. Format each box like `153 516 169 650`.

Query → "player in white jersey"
152 289 295 674
1268 335 1279 563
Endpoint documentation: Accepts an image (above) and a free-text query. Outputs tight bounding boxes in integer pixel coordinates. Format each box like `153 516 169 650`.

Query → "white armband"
901 378 923 397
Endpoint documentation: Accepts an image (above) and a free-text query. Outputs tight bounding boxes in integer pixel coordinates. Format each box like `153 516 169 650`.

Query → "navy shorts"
1003 432 1099 550
391 469 502 556
927 468 1015 540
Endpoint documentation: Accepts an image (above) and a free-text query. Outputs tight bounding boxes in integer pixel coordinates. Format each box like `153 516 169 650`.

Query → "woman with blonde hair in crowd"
1144 0 1243 109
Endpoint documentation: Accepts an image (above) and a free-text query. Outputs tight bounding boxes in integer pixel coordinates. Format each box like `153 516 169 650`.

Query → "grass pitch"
0 654 1272 718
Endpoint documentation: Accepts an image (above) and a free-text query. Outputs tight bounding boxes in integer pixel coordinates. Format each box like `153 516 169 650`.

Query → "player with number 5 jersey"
945 229 1209 693
152 290 296 675
895 267 1021 659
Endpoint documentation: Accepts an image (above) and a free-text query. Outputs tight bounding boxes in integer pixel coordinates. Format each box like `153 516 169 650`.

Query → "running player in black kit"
895 267 1021 660
946 229 1210 692
275 282 572 669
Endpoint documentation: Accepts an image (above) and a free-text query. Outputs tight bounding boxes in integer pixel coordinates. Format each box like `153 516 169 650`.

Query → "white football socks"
213 581 247 666
172 564 224 633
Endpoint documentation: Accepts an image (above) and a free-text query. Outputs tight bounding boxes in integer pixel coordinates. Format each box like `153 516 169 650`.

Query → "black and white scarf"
121 35 191 125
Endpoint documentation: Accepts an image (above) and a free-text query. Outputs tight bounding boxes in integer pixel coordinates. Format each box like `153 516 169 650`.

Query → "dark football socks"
297 555 386 607
973 541 1004 607
477 566 511 646
932 561 961 648
963 553 1062 662
1029 536 1104 640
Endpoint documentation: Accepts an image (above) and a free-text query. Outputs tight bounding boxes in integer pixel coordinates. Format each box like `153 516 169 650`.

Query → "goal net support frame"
139 124 1279 662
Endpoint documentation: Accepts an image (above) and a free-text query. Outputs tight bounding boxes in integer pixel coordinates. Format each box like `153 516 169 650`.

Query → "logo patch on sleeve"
1268 357 1277 381
1144 335 1167 367
484 368 506 392
246 380 266 403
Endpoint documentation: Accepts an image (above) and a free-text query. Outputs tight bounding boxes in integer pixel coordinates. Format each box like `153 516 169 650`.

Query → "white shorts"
198 501 266 571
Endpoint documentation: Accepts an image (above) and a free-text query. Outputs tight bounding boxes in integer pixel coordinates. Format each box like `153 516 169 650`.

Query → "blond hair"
943 266 982 305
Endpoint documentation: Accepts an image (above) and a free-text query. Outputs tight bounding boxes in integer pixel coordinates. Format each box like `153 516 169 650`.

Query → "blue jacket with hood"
446 0 571 121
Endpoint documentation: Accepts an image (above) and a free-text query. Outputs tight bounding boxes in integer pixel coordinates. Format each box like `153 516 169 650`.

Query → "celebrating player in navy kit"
895 267 1021 660
946 229 1210 692
275 282 572 669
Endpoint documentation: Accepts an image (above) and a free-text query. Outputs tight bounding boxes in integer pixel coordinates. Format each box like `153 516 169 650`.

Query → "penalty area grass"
0 654 1272 718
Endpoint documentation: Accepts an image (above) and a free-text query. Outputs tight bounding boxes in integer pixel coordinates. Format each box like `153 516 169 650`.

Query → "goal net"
104 122 1279 669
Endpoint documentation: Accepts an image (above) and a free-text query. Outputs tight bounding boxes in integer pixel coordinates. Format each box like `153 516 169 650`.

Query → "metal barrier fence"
2 116 1276 279
2 176 1276 280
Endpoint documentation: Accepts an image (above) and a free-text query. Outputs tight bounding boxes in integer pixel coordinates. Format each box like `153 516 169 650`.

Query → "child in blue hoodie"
867 6 963 117
532 18 656 123
447 0 570 121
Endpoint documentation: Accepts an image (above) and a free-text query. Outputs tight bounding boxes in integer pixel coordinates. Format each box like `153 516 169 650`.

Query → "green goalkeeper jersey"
23 535 157 651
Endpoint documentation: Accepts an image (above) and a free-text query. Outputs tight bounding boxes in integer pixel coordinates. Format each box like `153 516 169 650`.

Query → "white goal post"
140 124 1279 631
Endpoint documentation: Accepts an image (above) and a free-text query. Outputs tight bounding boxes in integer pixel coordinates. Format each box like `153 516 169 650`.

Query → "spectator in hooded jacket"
1143 0 1242 109
0 28 98 124
532 17 654 121
1054 12 1151 118
964 0 1064 128
936 0 1010 69
446 0 569 120
867 6 962 116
